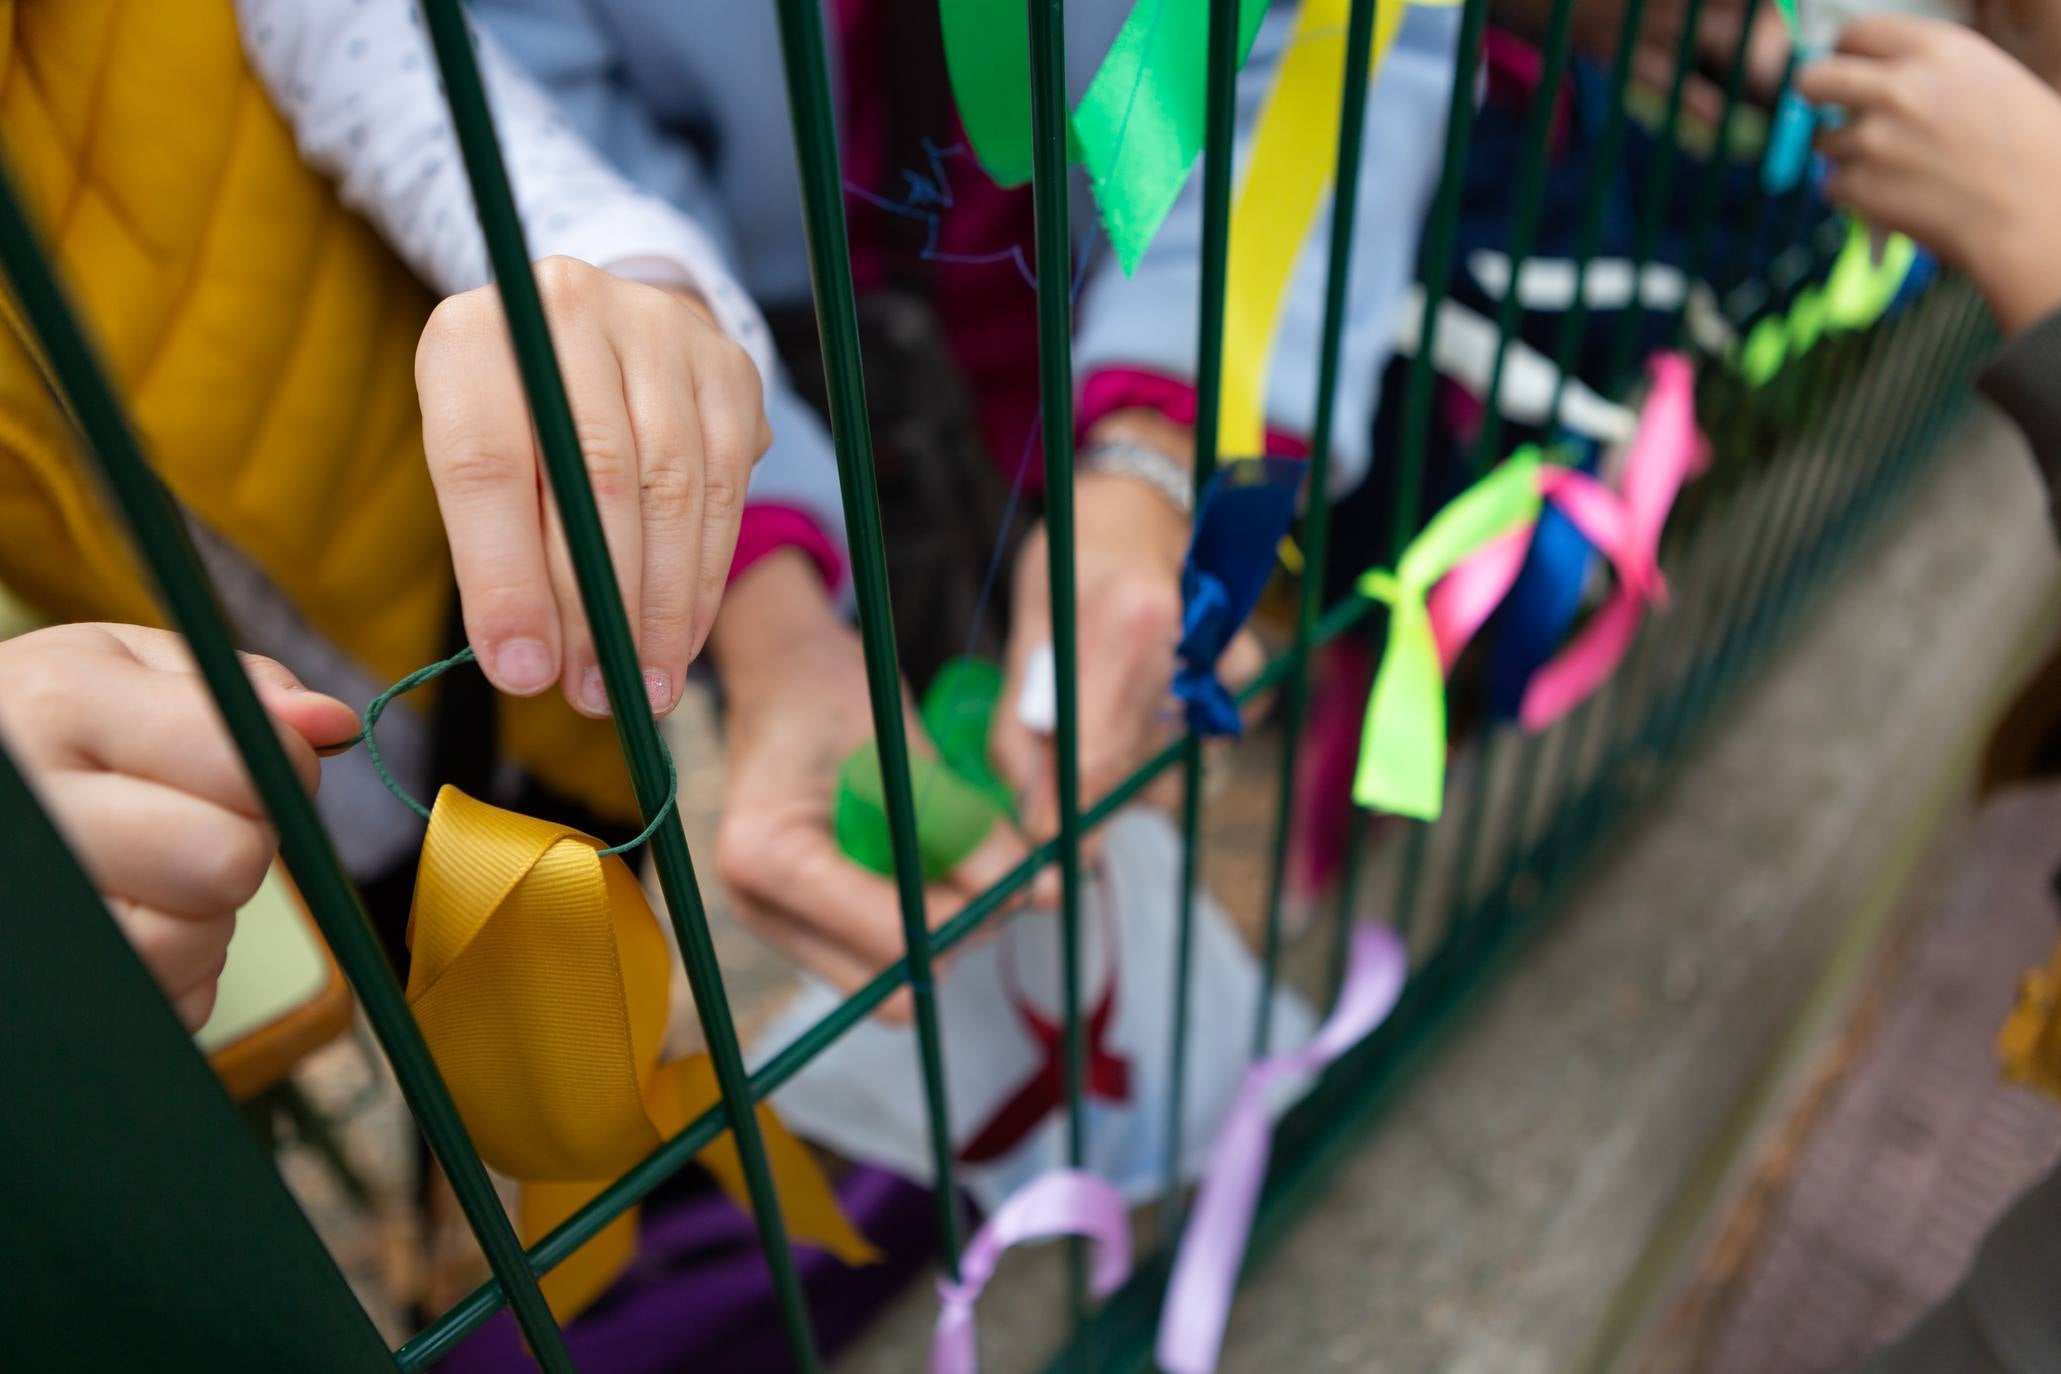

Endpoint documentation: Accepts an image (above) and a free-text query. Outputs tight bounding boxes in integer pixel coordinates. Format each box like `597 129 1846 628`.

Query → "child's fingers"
730 839 967 996
620 332 710 718
1834 13 1936 58
48 773 275 920
1795 53 1899 111
684 331 769 666
104 897 236 1019
418 297 564 701
554 330 646 716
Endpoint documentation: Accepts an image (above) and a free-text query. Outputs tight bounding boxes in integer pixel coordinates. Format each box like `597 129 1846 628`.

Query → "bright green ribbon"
1353 452 1545 821
939 0 1267 273
834 657 1013 881
1738 220 1919 386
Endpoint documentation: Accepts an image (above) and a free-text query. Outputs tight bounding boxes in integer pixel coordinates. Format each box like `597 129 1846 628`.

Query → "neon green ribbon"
1736 220 1919 386
1353 452 1545 821
939 0 1267 273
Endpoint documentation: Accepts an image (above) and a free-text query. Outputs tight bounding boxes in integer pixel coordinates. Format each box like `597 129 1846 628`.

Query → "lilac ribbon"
931 1169 1131 1374
1155 925 1410 1374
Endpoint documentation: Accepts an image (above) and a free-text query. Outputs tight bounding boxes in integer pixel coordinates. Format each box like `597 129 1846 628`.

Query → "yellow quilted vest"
0 0 634 820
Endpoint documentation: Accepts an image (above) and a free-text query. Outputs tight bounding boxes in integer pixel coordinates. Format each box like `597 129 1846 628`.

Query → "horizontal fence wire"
0 0 2001 1366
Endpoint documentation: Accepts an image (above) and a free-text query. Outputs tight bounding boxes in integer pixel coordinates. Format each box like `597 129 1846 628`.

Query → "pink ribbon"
1519 352 1705 728
931 1169 1131 1374
1155 925 1410 1374
1425 351 1708 730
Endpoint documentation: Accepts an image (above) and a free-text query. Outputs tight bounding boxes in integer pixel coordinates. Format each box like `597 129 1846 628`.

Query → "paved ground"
1639 788 2061 1374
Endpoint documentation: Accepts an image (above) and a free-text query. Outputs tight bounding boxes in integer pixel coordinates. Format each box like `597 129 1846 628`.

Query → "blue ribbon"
1762 84 1821 196
1174 457 1306 737
1489 437 1599 720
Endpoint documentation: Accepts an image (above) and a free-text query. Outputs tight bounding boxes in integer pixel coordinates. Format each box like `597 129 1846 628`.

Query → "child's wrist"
1975 214 2061 335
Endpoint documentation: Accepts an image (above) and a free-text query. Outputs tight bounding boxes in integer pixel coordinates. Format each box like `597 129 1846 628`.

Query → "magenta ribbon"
1154 925 1410 1374
1426 351 1708 731
931 1169 1131 1374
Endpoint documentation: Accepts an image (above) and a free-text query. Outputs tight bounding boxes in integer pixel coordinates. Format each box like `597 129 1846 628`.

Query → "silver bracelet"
1075 439 1195 518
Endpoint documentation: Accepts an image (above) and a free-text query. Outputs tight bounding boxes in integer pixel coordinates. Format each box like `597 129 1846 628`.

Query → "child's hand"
708 553 1029 1020
1801 19 2061 331
0 625 358 1029
416 256 773 720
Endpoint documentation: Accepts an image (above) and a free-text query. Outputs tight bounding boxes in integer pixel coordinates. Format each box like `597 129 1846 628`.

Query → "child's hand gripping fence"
0 0 1998 1370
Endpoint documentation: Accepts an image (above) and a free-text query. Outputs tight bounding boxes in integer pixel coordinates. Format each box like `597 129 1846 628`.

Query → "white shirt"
232 0 777 388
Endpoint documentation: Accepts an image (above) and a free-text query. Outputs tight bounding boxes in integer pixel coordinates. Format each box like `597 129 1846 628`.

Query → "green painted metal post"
415 4 821 1365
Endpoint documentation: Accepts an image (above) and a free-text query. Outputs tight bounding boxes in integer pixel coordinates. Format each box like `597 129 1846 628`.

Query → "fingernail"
493 639 554 694
579 666 611 715
643 667 672 715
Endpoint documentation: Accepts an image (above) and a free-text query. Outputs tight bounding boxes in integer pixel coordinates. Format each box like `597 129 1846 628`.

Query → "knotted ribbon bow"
1424 352 1707 734
1352 453 1548 820
1175 457 1306 736
406 787 880 1319
1154 925 1409 1374
931 1169 1131 1374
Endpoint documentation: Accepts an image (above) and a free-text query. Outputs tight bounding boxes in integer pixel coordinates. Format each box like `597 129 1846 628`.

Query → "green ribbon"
939 0 1267 273
1352 451 1546 821
834 657 1013 881
1736 220 1918 387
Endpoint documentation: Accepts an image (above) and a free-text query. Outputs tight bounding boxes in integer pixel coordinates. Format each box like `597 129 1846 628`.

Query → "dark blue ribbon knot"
1173 456 1305 738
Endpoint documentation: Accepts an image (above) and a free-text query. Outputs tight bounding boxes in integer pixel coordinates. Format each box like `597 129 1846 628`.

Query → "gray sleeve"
1977 308 2061 543
1071 2 1462 494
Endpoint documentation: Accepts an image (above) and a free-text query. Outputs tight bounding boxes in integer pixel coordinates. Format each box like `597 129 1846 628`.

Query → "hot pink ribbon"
1426 350 1708 730
931 1169 1131 1374
1154 925 1410 1374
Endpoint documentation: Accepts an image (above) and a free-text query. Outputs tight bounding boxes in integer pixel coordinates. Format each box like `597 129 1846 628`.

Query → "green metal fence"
0 0 1994 1370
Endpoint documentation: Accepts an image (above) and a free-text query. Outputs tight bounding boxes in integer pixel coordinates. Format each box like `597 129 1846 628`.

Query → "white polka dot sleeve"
231 0 777 389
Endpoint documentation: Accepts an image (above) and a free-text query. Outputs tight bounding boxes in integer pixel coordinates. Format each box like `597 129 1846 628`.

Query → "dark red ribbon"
958 891 1133 1165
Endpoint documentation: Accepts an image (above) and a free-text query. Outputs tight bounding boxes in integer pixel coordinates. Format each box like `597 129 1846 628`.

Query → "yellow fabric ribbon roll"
405 786 879 1319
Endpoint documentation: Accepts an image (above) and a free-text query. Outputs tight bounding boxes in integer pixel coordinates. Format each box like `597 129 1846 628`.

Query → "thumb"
244 654 360 754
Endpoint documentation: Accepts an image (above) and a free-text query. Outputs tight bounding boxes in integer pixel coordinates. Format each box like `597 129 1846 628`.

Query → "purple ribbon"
1155 925 1409 1374
931 1169 1131 1374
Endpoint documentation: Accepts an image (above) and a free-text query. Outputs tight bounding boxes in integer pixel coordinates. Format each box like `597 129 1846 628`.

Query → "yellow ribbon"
405 786 879 1319
1998 936 2061 1102
1220 0 1456 461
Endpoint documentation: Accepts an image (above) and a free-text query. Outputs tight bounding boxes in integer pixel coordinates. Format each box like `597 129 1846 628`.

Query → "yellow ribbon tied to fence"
405 786 879 1319
1219 0 1457 463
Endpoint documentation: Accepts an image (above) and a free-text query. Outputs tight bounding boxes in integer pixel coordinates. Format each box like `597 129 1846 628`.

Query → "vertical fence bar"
414 5 822 1366
1432 0 1583 951
1024 0 1090 1340
0 160 577 1370
1165 0 1246 1223
1344 0 1494 985
1253 0 1385 1057
769 0 968 1274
